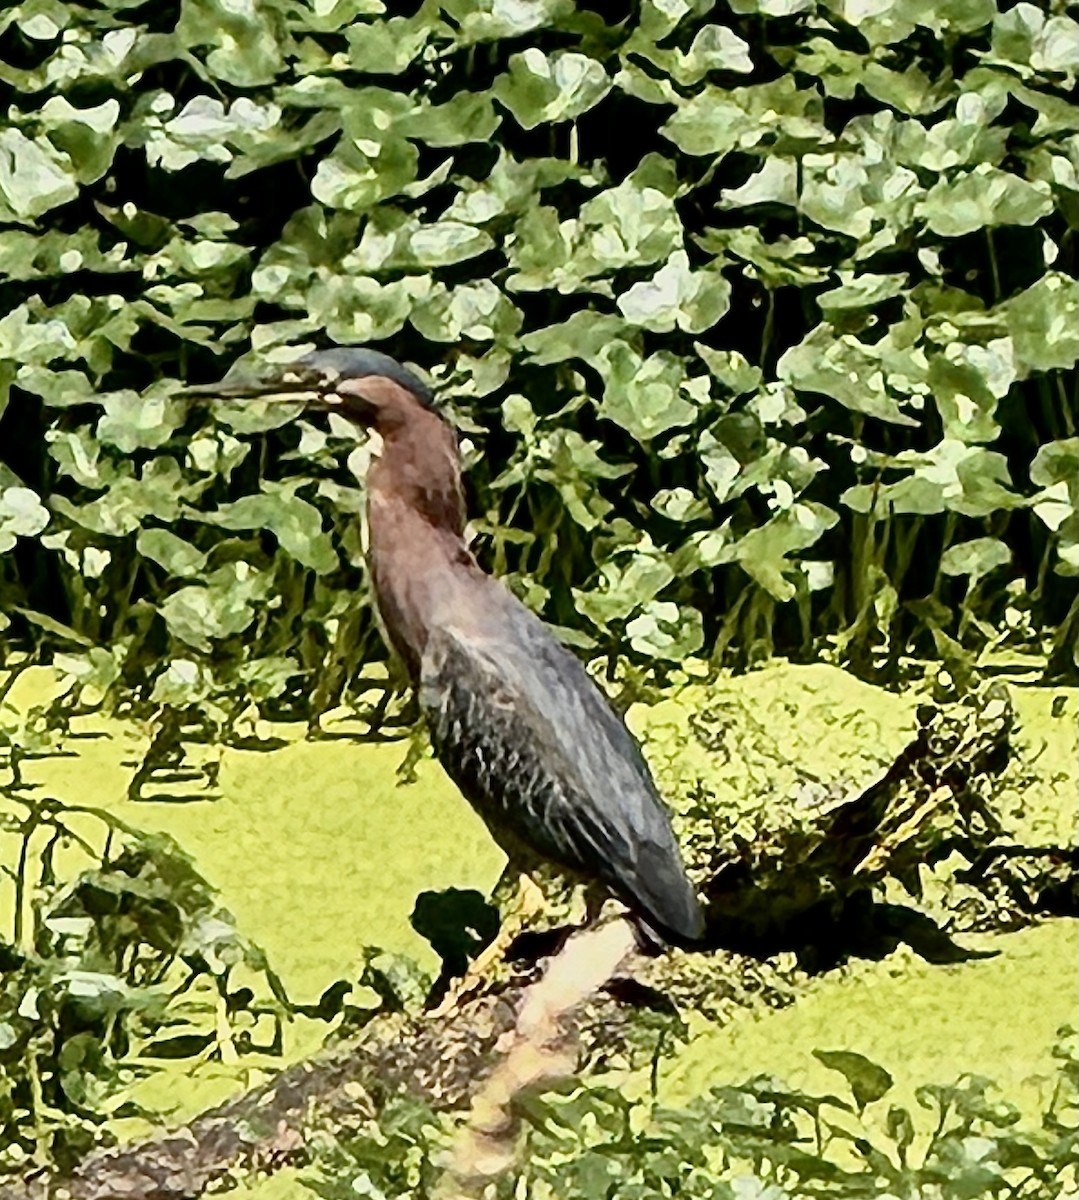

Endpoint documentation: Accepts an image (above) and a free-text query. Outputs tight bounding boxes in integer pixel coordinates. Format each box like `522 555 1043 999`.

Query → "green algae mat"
1 662 1075 1182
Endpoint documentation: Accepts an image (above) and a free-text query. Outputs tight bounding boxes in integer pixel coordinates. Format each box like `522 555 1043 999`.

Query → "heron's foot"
429 874 547 1016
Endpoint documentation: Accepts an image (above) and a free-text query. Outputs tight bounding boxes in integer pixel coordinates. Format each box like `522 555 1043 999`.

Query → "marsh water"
2 662 1075 1191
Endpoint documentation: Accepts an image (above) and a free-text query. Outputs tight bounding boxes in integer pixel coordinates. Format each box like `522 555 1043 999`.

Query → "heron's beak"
179 363 341 405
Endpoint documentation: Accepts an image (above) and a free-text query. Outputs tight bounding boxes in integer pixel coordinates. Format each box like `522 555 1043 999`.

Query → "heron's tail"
625 840 706 951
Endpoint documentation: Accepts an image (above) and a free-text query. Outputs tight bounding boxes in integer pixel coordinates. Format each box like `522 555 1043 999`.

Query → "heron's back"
420 578 704 945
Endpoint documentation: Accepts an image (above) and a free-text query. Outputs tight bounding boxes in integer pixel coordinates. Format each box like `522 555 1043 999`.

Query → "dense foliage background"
0 0 1075 729
0 2 1076 1189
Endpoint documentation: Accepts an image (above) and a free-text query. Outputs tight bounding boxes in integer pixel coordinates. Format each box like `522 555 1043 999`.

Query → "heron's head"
186 347 435 434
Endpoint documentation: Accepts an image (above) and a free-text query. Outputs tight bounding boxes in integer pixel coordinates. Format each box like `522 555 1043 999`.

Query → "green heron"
193 348 704 982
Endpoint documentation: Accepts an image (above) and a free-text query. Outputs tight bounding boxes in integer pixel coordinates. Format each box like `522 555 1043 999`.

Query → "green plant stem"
711 582 750 666
1031 537 1053 607
1046 591 1079 678
1056 375 1075 437
26 1043 49 1165
1037 377 1062 441
0 661 26 708
13 807 41 950
931 513 958 602
986 228 1002 302
891 517 921 596
958 578 980 641
760 289 775 368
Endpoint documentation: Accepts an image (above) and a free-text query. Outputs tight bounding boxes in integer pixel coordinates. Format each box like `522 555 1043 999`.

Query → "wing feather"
419 594 703 942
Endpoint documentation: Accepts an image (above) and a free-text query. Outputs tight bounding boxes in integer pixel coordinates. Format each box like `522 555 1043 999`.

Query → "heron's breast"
366 495 483 679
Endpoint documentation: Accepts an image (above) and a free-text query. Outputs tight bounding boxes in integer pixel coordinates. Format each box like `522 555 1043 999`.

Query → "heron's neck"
364 413 474 679
367 412 466 538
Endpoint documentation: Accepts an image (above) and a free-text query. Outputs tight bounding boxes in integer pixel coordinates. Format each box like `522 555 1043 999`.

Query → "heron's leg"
429 869 547 1015
583 882 609 925
490 861 530 911
475 871 547 972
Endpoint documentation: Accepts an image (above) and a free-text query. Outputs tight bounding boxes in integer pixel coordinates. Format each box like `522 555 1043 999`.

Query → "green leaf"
197 489 339 574
411 280 522 343
817 273 908 312
40 97 121 184
97 390 186 452
801 134 923 244
176 0 284 87
777 326 921 426
12 607 92 646
677 24 755 78
494 50 611 129
651 487 709 522
814 1049 894 1108
629 23 754 85
16 365 98 407
921 167 1053 237
617 251 731 334
577 163 683 268
0 128 78 220
158 562 272 650
940 537 1012 580
501 393 537 437
508 159 681 290
1030 439 1078 576
529 429 632 530
695 346 762 395
140 95 285 173
595 343 701 442
990 5 1079 77
310 275 433 345
730 503 838 600
719 157 798 208
703 227 826 288
399 92 500 148
505 205 575 291
909 0 996 36
626 600 704 660
51 459 190 536
311 99 418 211
730 0 813 13
347 15 441 75
842 441 1020 518
407 221 495 268
442 0 575 44
1030 438 1079 493
136 529 209 577
1004 273 1079 374
927 341 1014 445
864 62 947 115
576 552 675 625
890 98 1007 173
213 398 306 435
523 311 636 367
663 77 825 158
0 485 50 553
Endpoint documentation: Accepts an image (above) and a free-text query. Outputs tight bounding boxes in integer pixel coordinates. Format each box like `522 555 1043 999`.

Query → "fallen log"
0 919 641 1200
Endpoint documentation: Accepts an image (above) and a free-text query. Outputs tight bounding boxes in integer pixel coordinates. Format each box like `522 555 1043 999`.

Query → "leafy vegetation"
0 676 286 1170
1 657 1072 1184
308 1031 1078 1199
0 0 1075 741
0 0 1075 1191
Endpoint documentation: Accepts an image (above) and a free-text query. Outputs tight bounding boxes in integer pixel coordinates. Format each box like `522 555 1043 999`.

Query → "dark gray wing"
419 590 703 944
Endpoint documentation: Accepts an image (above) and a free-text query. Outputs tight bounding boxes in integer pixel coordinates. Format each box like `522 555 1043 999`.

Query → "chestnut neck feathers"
361 389 475 679
365 398 464 537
